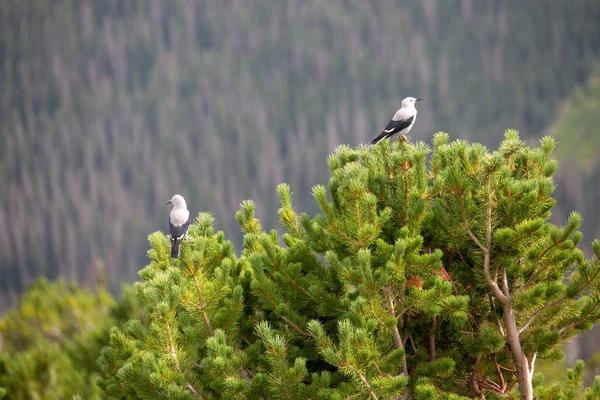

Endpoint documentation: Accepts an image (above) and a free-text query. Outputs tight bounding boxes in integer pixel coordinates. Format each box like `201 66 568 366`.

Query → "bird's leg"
399 135 408 143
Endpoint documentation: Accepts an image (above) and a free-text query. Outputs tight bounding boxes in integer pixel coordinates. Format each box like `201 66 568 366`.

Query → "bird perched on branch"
166 194 191 258
371 97 423 144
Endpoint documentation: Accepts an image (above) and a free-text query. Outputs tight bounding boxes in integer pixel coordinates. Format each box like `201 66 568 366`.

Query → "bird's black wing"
169 215 192 241
371 116 414 144
382 116 414 135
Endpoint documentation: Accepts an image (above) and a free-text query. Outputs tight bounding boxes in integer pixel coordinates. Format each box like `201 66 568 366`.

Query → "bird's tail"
371 132 387 145
170 239 181 258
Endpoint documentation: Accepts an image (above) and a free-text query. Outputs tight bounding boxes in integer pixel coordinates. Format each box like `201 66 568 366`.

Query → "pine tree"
0 278 115 399
98 131 600 399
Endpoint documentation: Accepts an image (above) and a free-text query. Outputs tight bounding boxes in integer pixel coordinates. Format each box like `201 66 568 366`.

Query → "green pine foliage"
535 360 600 400
98 132 600 399
0 278 144 400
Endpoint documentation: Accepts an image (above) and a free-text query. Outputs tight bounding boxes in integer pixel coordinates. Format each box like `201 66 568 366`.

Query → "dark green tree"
98 132 600 399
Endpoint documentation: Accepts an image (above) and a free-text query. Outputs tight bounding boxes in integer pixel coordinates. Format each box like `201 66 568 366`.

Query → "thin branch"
429 315 437 361
402 163 409 225
398 284 406 329
163 316 180 371
496 319 506 337
383 287 408 376
502 269 510 297
187 266 214 336
523 254 557 289
408 334 417 353
466 229 487 253
186 384 200 398
383 286 410 400
527 264 600 333
559 305 599 339
492 354 506 391
162 316 203 399
281 316 310 337
481 378 502 391
457 184 487 252
357 371 378 400
369 299 387 328
498 364 516 373
482 179 508 304
470 357 483 397
529 353 537 376
518 296 568 334
484 240 507 303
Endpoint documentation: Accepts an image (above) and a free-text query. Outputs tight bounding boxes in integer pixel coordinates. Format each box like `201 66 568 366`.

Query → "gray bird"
166 194 191 258
371 97 423 144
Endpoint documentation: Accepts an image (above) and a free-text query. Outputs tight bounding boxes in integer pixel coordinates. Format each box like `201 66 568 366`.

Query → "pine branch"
402 162 409 225
477 176 533 399
518 296 568 334
481 377 503 392
408 334 418 353
281 316 310 337
186 265 214 336
357 371 378 400
265 247 345 314
470 356 483 397
161 315 203 399
529 353 537 376
162 315 181 371
383 287 408 376
428 315 437 361
481 179 509 304
492 354 506 392
260 284 310 337
522 241 563 290
369 298 389 329
522 262 600 335
466 228 487 253
502 269 510 297
559 304 599 339
398 283 406 329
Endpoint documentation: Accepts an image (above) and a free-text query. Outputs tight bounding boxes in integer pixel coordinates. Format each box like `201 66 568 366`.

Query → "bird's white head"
166 194 187 209
401 97 424 108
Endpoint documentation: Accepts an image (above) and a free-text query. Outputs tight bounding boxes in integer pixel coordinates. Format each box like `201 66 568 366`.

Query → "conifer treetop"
98 131 600 400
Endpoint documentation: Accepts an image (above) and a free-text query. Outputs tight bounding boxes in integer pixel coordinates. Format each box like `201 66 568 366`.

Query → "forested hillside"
550 64 600 243
1 0 599 303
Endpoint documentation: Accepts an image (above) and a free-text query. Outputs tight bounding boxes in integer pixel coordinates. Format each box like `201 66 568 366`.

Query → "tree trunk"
503 302 533 400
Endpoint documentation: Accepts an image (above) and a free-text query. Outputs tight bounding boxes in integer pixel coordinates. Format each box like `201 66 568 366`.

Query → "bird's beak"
416 98 424 102
166 200 172 205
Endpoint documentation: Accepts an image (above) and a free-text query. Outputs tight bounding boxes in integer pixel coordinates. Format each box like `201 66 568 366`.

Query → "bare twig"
481 378 502 391
429 316 437 361
492 354 506 392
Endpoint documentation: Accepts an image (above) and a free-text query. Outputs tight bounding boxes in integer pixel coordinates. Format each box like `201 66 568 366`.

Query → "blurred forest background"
1 0 600 361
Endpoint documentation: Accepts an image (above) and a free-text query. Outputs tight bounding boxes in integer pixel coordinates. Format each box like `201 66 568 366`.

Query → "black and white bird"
371 97 423 144
166 194 191 258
